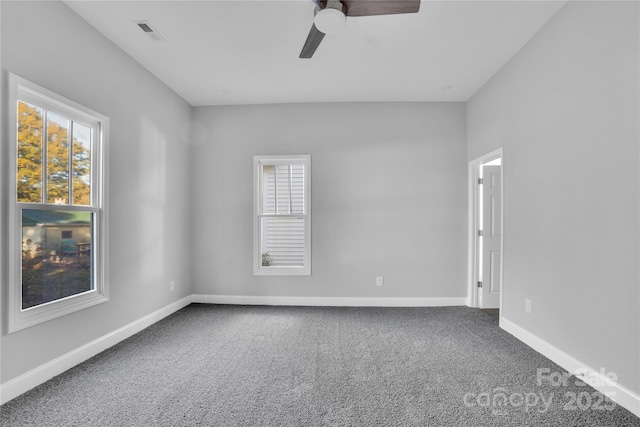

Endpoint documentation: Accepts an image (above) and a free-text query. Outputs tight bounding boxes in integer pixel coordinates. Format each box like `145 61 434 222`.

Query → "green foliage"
262 252 271 267
17 102 91 205
17 101 43 202
46 117 70 203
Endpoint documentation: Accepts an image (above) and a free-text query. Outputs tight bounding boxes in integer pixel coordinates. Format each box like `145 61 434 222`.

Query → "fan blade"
343 0 420 17
299 23 326 58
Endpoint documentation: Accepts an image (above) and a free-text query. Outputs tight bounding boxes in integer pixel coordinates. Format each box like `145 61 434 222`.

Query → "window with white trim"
8 74 109 332
254 155 311 276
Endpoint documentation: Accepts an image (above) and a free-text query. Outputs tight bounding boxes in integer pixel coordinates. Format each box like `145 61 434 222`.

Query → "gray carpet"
1 304 639 426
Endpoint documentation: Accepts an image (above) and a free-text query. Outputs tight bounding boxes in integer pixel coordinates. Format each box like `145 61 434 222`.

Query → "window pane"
72 123 92 205
262 165 276 214
275 165 291 214
21 209 93 310
17 101 44 203
46 112 70 204
261 216 305 267
290 164 304 214
261 164 305 215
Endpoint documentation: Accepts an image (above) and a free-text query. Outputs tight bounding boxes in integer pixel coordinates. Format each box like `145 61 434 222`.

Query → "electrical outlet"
170 280 175 291
376 276 384 287
525 298 532 314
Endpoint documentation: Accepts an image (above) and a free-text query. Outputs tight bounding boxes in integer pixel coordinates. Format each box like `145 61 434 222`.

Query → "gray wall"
3 0 638 404
1 1 192 383
467 1 639 394
190 103 468 298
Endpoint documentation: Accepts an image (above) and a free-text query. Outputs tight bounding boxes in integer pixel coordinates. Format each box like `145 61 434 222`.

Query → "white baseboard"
191 294 467 307
0 295 193 405
500 316 640 418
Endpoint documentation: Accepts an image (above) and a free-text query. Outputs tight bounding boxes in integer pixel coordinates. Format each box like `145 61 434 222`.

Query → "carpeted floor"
1 304 639 426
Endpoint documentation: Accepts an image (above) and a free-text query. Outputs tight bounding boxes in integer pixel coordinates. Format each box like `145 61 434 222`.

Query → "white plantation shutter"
262 217 305 266
254 156 310 276
289 164 304 214
261 164 305 266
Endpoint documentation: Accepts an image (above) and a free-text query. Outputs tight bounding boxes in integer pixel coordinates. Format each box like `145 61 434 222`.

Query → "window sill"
254 266 311 277
8 290 109 333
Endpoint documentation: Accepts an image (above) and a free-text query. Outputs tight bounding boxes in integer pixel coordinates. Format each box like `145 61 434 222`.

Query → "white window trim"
7 73 110 333
253 155 311 276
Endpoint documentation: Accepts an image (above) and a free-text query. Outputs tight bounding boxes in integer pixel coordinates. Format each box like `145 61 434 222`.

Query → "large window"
8 74 109 332
254 155 311 276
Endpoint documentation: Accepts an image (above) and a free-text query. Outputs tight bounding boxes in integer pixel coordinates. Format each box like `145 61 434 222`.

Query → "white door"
481 164 502 308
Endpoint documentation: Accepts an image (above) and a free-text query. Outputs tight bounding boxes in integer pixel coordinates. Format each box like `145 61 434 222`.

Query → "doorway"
469 149 504 312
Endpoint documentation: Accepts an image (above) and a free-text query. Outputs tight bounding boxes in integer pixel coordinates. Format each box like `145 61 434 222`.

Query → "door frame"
467 148 504 311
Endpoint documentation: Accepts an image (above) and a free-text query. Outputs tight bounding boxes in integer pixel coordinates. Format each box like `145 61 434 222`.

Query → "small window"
254 155 311 276
8 74 109 332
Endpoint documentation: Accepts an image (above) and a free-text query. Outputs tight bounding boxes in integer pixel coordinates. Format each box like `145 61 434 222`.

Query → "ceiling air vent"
134 20 166 42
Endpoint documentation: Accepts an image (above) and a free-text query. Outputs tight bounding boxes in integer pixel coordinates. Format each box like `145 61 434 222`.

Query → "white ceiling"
65 0 566 106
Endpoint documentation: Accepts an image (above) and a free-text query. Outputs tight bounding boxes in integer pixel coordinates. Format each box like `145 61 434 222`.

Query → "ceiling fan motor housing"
314 0 346 34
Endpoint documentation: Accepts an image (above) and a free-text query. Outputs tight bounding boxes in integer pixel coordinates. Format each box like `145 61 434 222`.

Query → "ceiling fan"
299 0 421 59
